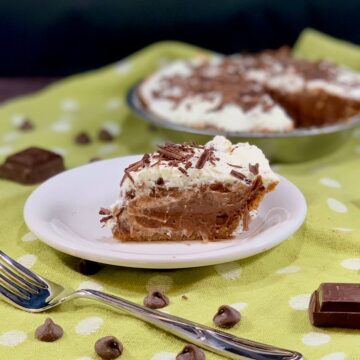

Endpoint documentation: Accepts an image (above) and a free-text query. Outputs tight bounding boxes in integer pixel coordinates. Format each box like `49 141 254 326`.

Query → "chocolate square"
309 283 360 329
0 147 65 184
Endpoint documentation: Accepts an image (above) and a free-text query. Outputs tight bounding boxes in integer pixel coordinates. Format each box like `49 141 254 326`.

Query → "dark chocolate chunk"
77 259 102 275
75 132 91 144
213 305 240 328
98 129 114 141
19 119 34 131
95 336 123 359
35 318 63 342
176 344 206 360
0 147 65 184
309 283 360 328
143 290 169 309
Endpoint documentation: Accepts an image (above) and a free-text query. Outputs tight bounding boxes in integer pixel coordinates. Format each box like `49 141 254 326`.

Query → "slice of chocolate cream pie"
100 136 279 241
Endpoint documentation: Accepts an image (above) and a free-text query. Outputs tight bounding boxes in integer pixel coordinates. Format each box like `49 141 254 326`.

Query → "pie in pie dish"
138 47 360 132
100 136 279 242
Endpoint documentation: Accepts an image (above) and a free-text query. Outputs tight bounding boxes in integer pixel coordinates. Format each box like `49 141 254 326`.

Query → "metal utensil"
0 251 302 360
127 84 360 163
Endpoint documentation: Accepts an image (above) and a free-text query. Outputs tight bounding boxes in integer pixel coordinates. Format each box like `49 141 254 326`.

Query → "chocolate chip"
182 295 188 300
176 344 206 360
143 290 169 309
77 259 102 275
156 177 164 185
98 129 114 141
19 119 34 131
95 336 123 359
213 305 240 328
75 132 91 144
89 157 101 163
35 318 63 342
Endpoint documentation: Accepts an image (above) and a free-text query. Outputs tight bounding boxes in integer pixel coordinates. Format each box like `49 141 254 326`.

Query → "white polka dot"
333 227 353 233
147 275 173 292
341 258 360 270
75 317 104 335
51 147 67 156
102 121 121 136
106 98 122 110
21 232 37 242
17 254 37 269
276 265 301 274
115 60 132 75
320 177 341 188
230 302 248 311
97 144 119 155
10 114 26 126
151 352 177 360
302 332 331 346
0 146 13 156
74 357 94 360
215 262 241 280
289 294 311 310
0 330 27 347
3 132 19 143
61 98 79 111
77 281 103 291
321 352 346 360
327 198 348 213
51 120 71 132
355 145 360 155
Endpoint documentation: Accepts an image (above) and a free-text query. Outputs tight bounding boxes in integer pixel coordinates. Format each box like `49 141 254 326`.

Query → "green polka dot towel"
0 29 360 359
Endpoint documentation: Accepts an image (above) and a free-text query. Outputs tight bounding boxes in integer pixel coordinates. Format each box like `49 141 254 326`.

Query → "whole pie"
100 136 279 242
138 47 360 132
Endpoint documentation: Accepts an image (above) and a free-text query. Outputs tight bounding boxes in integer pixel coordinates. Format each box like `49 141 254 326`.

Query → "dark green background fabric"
1 0 359 76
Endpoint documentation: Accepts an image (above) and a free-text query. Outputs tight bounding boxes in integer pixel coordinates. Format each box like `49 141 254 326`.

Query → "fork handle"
74 289 302 360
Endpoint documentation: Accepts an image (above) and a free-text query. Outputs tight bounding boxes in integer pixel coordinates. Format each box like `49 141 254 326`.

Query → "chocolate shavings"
249 163 259 175
230 169 246 181
196 148 212 169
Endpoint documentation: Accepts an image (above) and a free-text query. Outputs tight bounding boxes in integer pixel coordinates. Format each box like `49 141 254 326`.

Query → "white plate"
24 155 307 269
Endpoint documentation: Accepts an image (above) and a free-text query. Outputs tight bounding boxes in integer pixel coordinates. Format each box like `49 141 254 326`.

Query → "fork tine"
0 283 29 307
0 251 47 288
0 273 31 299
0 263 39 294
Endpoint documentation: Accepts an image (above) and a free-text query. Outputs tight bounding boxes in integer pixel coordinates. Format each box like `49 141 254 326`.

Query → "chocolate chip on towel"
176 344 206 360
35 318 63 342
143 290 169 309
75 132 91 144
213 305 240 328
98 129 114 141
95 336 123 359
19 118 34 131
77 258 102 275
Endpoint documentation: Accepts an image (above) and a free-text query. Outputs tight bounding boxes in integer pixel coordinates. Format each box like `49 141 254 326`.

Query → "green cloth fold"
0 29 359 359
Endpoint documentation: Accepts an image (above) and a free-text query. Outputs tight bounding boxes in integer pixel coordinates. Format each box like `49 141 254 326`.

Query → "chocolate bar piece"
309 283 360 328
0 147 65 185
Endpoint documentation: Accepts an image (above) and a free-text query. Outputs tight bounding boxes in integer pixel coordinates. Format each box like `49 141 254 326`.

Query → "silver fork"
0 251 303 360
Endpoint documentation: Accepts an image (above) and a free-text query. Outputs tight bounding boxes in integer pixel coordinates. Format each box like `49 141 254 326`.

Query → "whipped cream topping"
140 60 294 132
120 136 279 197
